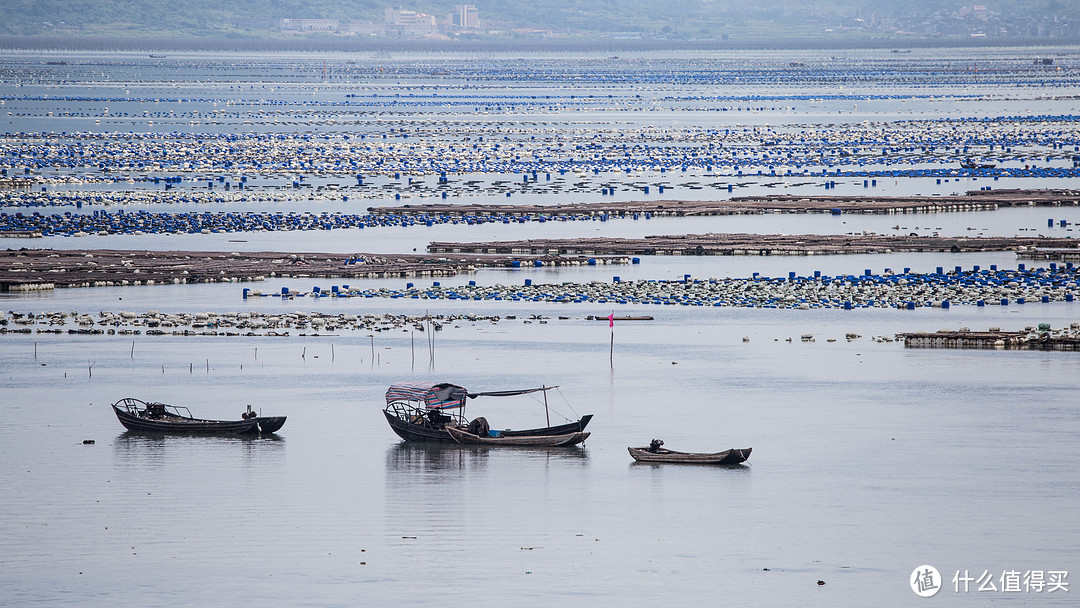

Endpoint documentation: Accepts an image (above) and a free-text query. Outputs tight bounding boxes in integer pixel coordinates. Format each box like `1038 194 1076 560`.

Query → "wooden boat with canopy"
382 382 592 444
628 440 750 464
111 398 286 434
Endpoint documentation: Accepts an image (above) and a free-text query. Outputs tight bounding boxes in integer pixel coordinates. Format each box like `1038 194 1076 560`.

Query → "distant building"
959 5 989 20
280 19 339 32
383 8 439 36
385 8 437 27
449 5 479 29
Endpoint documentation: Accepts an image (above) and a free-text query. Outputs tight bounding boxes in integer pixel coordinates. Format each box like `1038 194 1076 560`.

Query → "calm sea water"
2 48 1079 606
1 306 1078 606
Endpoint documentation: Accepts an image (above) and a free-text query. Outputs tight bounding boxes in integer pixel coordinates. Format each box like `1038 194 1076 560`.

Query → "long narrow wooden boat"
111 398 285 434
628 446 751 465
382 382 592 443
447 425 589 447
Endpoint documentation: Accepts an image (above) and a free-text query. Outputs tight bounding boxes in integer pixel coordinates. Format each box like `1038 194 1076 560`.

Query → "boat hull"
628 446 751 464
113 404 260 434
256 416 287 433
447 426 589 447
383 410 592 443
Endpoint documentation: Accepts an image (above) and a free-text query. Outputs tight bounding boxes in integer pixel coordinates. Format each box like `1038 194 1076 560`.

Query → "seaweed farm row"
0 310 510 335
3 189 1080 238
233 265 1080 310
2 125 1079 186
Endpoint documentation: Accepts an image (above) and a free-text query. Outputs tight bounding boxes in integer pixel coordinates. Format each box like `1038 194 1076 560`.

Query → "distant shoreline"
3 34 1079 54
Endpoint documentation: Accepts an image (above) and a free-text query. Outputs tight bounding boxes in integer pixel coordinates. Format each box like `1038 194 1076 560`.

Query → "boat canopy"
385 382 555 410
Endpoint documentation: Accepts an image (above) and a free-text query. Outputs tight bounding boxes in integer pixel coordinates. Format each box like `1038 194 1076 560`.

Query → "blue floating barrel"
814 270 821 278
1001 298 1009 306
469 280 476 286
941 300 950 309
864 269 871 276
906 302 916 310
406 282 413 288
658 185 665 193
533 260 543 267
588 259 596 266
1018 263 1025 271
1017 298 1025 304
955 266 962 274
977 300 985 307
313 286 320 293
613 276 620 283
1042 295 1050 303
525 279 532 286
844 301 852 310
432 281 441 287
511 260 521 268
789 271 796 279
331 285 339 293
281 287 289 296
242 288 249 299
1061 220 1069 227
973 265 980 272
990 264 997 271
1050 263 1057 270
1067 294 1075 302
831 208 842 215
643 186 650 194
632 257 640 264
1049 218 1055 227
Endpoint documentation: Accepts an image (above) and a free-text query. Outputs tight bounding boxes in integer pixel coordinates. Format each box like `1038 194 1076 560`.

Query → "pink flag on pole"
608 313 614 328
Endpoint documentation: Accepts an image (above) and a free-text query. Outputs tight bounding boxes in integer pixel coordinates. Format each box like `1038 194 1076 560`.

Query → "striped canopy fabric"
385 382 469 410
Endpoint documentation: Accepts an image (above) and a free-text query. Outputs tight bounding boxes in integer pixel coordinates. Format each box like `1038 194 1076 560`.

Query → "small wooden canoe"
447 425 589 447
628 446 751 464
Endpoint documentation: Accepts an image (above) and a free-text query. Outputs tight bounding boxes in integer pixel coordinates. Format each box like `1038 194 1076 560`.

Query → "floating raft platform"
0 248 625 292
1017 248 1080 262
429 233 1080 257
903 325 1080 350
377 188 1080 219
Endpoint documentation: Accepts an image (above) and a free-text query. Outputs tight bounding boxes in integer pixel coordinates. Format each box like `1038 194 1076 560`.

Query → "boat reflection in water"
112 430 285 471
385 441 588 476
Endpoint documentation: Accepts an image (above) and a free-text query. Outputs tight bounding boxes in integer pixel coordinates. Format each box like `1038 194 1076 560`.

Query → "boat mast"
543 385 550 427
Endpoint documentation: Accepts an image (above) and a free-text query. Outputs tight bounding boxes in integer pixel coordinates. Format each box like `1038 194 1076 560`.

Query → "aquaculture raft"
902 328 1080 350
